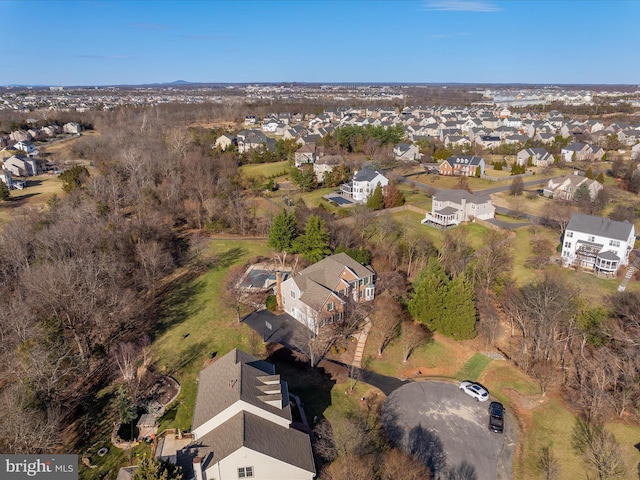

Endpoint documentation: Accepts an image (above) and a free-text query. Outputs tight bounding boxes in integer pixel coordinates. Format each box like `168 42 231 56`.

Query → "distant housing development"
561 213 635 275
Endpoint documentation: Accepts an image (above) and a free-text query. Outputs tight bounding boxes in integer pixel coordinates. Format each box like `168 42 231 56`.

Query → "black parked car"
489 401 504 433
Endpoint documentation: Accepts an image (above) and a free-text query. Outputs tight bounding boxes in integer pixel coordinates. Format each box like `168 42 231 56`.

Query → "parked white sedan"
459 381 489 402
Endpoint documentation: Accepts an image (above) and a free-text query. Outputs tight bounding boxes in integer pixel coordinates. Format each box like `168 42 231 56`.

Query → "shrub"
266 295 277 312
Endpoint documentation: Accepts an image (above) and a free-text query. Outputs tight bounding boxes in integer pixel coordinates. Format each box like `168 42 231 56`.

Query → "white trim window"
238 466 254 478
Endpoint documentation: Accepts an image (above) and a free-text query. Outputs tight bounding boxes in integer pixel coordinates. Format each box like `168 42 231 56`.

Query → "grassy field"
240 160 290 179
0 174 63 224
151 239 273 432
455 353 493 381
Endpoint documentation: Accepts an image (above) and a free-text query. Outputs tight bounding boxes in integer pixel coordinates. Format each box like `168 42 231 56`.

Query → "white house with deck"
561 213 635 275
422 189 495 229
340 166 389 203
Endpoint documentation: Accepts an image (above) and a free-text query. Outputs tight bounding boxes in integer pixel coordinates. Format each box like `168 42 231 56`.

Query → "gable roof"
353 166 386 183
566 213 634 241
297 252 375 285
191 349 290 431
434 189 491 205
177 411 315 478
444 155 484 167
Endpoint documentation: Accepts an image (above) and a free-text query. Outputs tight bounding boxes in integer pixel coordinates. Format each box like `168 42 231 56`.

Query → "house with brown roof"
280 253 376 332
170 349 315 480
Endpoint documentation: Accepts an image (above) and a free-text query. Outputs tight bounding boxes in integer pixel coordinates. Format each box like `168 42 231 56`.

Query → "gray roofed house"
517 148 554 167
422 189 495 228
341 166 389 203
562 213 636 275
169 349 315 480
280 253 376 332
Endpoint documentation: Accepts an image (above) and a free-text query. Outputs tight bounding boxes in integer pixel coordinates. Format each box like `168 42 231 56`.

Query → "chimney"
276 271 283 311
193 458 203 480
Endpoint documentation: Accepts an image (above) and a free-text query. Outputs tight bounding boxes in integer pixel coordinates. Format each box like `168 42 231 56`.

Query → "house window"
610 240 620 247
291 291 296 299
564 242 571 248
359 290 364 299
587 236 595 242
238 467 254 478
363 277 369 285
566 231 573 238
327 301 335 311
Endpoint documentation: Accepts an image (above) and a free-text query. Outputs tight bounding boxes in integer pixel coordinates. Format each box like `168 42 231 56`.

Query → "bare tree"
400 321 429 363
572 418 627 480
471 229 513 292
538 446 560 480
371 295 402 356
321 453 376 480
379 448 433 480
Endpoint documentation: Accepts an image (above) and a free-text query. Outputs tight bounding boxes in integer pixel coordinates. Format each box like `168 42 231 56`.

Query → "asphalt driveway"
382 380 515 480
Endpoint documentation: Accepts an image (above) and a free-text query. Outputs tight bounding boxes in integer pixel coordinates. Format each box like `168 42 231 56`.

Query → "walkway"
352 320 371 368
618 253 640 292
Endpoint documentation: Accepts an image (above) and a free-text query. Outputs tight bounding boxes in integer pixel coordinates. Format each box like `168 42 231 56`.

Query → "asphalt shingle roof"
566 213 634 242
191 349 290 432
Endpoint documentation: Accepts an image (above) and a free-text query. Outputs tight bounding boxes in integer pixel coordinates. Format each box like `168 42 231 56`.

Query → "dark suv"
488 401 504 433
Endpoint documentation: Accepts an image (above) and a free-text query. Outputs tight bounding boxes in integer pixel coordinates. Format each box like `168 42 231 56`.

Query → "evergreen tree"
596 172 605 184
58 165 90 193
382 183 405 208
585 167 595 180
573 183 591 203
0 181 10 201
293 215 331 262
133 454 183 480
408 259 449 330
366 183 384 210
440 275 477 339
268 209 298 252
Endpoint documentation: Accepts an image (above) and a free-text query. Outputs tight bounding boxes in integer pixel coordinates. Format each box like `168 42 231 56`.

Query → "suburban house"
341 166 389 203
516 148 555 167
313 155 343 182
63 122 83 134
3 154 38 176
214 133 235 150
0 168 12 189
236 130 276 153
294 143 323 167
393 143 422 161
631 143 640 161
543 175 603 201
560 142 605 163
280 253 376 332
438 155 485 177
421 189 495 229
170 349 315 480
475 135 501 149
12 140 37 156
561 213 635 275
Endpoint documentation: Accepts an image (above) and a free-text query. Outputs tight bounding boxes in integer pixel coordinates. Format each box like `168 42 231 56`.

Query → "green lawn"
0 175 63 225
239 161 290 179
152 239 272 432
455 353 492 381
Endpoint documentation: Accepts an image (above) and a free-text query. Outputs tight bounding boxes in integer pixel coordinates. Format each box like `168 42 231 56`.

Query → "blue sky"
2 0 639 86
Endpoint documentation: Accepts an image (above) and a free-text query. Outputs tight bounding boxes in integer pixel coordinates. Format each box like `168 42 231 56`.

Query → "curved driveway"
382 380 515 480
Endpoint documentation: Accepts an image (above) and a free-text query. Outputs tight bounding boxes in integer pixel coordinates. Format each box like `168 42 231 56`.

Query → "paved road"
383 381 515 480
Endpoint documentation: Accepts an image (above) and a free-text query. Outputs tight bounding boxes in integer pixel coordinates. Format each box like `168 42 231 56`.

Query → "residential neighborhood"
3 64 640 480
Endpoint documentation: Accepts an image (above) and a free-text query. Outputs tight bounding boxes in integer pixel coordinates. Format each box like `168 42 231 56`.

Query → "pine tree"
366 183 384 210
585 167 595 180
0 181 10 201
408 259 449 330
268 209 298 252
293 215 331 262
440 275 477 339
596 172 605 184
133 454 183 480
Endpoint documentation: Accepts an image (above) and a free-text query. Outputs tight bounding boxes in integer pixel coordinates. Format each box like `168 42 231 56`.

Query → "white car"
459 381 489 402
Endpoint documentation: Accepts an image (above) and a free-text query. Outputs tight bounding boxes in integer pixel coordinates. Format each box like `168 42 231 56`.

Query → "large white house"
171 349 316 480
422 189 495 229
280 253 376 332
340 166 389 203
561 213 636 275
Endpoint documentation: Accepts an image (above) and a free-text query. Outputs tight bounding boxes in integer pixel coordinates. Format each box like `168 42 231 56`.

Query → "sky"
2 0 639 86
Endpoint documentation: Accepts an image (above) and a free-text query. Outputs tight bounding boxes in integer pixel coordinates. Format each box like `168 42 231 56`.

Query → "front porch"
421 206 460 230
